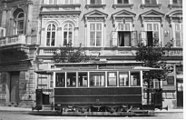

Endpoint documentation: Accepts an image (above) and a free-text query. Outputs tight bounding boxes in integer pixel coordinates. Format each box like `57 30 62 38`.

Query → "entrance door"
10 72 20 104
177 79 183 107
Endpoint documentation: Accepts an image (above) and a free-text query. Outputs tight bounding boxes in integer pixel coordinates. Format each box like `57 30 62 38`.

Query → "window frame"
88 22 104 47
172 23 183 47
119 72 129 87
46 23 56 47
116 22 133 47
78 72 88 87
63 22 74 46
144 22 161 46
89 72 105 87
107 72 117 87
15 12 24 35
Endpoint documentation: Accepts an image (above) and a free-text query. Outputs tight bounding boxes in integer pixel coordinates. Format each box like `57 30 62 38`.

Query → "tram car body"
35 63 163 115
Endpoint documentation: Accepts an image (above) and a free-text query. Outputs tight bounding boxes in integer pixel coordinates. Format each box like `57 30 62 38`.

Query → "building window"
119 72 129 86
90 72 105 87
56 73 65 87
67 72 76 87
174 23 183 47
130 72 140 86
117 22 136 47
107 72 117 86
46 23 56 46
117 0 129 4
145 0 157 5
13 8 24 35
89 23 102 47
63 23 74 46
90 0 102 4
143 22 160 46
173 0 182 5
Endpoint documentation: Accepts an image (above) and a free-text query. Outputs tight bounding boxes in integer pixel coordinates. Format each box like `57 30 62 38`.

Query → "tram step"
42 105 52 111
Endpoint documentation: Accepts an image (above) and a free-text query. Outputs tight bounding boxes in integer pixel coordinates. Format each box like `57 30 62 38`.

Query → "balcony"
0 35 26 47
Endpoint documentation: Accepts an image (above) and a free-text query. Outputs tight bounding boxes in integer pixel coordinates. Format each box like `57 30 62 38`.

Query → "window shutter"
131 31 138 46
112 31 118 46
140 31 147 46
153 31 159 45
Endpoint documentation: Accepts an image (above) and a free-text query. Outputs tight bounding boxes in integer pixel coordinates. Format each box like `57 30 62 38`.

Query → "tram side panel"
54 87 142 108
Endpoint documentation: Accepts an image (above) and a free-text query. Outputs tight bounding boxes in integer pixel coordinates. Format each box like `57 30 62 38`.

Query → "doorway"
177 79 183 107
10 72 20 104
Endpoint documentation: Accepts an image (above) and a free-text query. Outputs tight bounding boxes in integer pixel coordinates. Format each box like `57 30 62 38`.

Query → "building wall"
0 0 183 108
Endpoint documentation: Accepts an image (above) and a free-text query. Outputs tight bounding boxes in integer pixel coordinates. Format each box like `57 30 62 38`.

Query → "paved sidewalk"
154 108 183 113
0 106 32 112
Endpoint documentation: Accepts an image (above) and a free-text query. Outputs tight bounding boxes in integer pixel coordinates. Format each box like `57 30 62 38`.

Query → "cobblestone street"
0 111 183 120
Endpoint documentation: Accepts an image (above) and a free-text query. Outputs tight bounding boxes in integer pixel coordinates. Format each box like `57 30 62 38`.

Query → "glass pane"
47 24 51 31
78 72 88 87
173 0 178 4
69 32 72 43
67 72 76 87
176 32 181 46
90 72 105 87
118 23 124 31
176 24 181 31
145 0 150 4
90 32 95 46
51 32 55 46
153 24 159 31
56 73 65 87
47 32 50 46
90 0 94 4
96 0 102 4
117 0 122 4
119 72 129 86
130 72 140 86
96 32 101 46
90 24 95 31
107 72 117 86
151 0 157 4
147 24 152 31
125 23 130 31
64 32 67 45
52 24 55 30
97 23 102 30
124 0 129 3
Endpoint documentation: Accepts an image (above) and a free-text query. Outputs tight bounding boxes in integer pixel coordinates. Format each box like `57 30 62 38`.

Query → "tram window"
90 72 105 87
119 72 129 86
78 72 88 87
130 72 140 86
67 72 76 87
56 73 65 87
107 72 117 86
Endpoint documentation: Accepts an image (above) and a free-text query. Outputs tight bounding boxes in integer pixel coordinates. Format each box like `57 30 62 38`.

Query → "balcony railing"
0 35 26 47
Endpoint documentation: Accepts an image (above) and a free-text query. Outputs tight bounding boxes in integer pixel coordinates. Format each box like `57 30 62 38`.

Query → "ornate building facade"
0 0 183 109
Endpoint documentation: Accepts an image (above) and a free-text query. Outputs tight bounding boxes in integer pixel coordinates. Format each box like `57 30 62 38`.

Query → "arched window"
63 23 74 46
13 8 24 35
46 23 56 46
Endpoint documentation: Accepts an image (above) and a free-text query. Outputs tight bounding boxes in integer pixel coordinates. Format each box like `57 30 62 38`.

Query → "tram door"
177 79 183 107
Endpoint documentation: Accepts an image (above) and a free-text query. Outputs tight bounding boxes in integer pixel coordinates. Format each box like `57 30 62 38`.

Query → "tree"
136 43 171 105
53 42 93 63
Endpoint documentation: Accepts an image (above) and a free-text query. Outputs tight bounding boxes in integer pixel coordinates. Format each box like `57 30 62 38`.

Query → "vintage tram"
34 62 164 116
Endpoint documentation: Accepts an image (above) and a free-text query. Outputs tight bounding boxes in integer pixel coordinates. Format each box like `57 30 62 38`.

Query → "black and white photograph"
0 0 184 119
